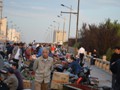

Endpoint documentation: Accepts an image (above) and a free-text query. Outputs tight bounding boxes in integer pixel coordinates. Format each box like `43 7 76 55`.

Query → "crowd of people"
0 41 119 90
0 42 77 90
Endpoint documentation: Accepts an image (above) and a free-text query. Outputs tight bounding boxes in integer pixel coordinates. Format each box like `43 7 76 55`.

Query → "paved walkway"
85 62 112 87
69 47 112 87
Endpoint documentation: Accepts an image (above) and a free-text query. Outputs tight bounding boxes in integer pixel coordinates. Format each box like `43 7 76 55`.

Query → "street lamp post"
76 0 80 44
50 25 54 43
53 21 60 32
61 4 72 51
48 26 54 43
57 15 66 44
61 0 80 44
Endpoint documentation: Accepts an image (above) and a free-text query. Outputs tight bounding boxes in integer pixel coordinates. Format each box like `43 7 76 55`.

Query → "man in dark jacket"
110 46 120 90
114 59 120 90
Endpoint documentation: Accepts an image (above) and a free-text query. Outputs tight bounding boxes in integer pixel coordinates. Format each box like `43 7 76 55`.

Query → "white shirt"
14 48 20 59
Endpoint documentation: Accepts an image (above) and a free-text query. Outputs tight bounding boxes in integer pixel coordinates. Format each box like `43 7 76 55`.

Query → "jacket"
68 61 81 75
4 74 18 90
33 56 53 83
36 47 43 58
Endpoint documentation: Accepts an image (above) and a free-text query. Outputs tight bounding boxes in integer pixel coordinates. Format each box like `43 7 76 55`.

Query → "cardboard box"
23 80 32 89
51 81 63 90
51 72 69 90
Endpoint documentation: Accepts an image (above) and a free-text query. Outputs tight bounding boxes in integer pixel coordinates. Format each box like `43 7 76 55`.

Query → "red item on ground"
76 77 83 84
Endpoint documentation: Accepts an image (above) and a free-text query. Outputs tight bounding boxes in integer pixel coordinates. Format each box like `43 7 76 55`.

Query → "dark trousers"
112 74 116 90
13 58 19 64
79 53 84 66
91 58 95 65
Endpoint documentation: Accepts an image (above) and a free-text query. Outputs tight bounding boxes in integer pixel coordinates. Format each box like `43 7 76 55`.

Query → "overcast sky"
3 0 120 43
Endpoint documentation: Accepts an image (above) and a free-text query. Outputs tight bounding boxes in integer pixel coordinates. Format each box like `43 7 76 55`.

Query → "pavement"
85 62 112 87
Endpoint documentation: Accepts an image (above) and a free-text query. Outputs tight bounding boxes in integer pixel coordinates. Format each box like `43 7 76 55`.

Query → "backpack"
110 59 120 74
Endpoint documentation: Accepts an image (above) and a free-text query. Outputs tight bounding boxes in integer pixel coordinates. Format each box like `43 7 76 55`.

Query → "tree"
79 19 120 56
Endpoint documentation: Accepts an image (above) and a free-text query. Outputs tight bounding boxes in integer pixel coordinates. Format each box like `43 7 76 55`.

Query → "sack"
110 60 119 74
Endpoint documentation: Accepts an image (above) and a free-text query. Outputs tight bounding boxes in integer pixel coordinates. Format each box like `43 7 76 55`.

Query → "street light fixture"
61 4 73 10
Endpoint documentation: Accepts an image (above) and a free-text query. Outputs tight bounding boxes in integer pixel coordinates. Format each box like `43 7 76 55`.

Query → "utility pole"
76 0 80 44
61 0 80 45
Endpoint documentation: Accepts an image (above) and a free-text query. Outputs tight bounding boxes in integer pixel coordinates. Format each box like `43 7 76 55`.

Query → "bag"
110 59 120 74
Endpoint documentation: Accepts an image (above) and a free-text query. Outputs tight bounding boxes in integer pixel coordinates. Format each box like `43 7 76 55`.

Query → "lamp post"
61 4 72 51
57 15 66 44
50 25 54 43
61 0 80 44
76 0 80 44
48 26 53 43
53 21 60 32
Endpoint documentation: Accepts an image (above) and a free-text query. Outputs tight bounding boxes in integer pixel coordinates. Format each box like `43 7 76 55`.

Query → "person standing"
115 59 120 90
12 43 22 63
78 47 85 66
25 44 34 60
110 47 120 90
91 49 98 65
36 45 43 58
51 44 56 54
33 48 53 90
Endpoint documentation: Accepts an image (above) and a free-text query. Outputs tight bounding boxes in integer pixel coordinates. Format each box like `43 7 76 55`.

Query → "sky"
2 0 120 43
